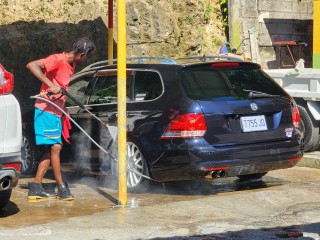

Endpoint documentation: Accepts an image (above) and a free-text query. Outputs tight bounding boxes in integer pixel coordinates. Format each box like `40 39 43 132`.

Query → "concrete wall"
229 0 313 69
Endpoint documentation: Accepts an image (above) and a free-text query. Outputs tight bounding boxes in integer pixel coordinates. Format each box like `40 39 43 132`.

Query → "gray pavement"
0 165 320 240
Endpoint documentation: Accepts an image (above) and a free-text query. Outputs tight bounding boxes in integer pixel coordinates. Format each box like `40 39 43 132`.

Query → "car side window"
66 76 94 106
134 71 163 101
88 74 132 104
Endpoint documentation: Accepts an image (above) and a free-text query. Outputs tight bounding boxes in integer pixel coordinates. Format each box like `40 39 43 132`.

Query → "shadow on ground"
147 223 320 240
0 202 20 218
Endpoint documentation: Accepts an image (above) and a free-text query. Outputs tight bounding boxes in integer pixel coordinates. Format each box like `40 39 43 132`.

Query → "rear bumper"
151 137 303 182
198 158 301 178
189 138 303 178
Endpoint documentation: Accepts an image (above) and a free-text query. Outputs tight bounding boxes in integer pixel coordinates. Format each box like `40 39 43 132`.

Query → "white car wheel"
126 141 146 188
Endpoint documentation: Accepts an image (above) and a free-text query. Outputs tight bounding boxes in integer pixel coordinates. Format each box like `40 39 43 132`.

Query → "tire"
0 189 12 209
126 140 149 190
21 133 45 177
298 105 319 152
237 172 268 180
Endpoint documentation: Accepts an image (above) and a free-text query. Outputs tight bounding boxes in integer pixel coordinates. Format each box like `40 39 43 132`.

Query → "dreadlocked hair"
73 37 96 59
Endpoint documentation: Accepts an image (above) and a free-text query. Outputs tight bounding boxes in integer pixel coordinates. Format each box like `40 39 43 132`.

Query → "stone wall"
229 0 313 69
0 0 225 114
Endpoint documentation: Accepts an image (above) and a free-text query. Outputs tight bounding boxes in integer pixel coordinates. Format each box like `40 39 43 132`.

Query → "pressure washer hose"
30 95 154 182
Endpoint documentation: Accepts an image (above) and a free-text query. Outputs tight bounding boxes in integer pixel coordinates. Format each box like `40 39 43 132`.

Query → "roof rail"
81 57 176 72
127 57 177 64
176 55 244 63
81 59 117 72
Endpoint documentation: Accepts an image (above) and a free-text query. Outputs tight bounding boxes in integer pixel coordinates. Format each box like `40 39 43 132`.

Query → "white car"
0 63 22 209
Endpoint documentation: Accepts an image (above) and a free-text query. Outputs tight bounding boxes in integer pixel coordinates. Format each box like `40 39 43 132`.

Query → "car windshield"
179 66 287 101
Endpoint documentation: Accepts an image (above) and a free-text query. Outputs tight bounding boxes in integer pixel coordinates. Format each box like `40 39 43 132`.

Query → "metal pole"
108 0 114 64
117 0 127 205
313 0 320 68
248 27 258 63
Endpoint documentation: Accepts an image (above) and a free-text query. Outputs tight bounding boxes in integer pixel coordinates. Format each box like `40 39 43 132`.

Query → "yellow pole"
313 0 320 68
117 0 127 205
108 0 114 64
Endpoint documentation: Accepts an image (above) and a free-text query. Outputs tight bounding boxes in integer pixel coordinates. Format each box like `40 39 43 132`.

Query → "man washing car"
26 37 96 200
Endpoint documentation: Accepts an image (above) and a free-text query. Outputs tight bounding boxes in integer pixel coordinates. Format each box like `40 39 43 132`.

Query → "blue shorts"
34 108 62 145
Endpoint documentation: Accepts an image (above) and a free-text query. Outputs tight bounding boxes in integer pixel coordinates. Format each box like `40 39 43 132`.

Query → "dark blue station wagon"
61 56 303 189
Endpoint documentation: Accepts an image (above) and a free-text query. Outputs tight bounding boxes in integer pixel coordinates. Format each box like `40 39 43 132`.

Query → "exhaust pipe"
0 178 11 190
205 170 227 179
212 171 220 179
219 170 226 178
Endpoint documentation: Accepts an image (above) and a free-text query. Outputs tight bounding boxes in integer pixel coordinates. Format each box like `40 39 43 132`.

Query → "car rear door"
179 63 295 146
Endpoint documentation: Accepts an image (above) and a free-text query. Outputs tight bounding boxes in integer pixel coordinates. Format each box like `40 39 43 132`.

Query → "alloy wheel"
21 135 31 173
126 141 145 188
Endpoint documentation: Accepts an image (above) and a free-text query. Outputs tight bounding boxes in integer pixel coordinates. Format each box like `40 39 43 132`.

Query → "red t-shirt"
35 52 75 117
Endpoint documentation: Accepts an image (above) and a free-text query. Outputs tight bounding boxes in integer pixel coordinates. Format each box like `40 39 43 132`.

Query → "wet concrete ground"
1 165 320 239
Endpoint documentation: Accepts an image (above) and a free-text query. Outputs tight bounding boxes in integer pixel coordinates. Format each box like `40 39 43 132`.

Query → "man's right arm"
26 59 61 94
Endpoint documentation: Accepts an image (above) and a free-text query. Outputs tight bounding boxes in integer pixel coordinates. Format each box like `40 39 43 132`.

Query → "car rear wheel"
237 172 268 180
126 140 148 189
0 189 12 209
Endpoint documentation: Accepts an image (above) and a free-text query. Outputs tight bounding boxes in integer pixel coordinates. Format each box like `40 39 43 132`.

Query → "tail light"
211 62 239 67
0 64 14 94
4 162 22 171
161 113 207 139
288 157 302 162
291 97 300 128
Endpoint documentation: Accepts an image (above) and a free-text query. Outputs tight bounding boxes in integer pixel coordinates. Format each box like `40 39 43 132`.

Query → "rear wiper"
243 89 280 99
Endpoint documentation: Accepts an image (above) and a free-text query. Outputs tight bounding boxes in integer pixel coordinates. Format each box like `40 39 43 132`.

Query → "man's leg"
28 147 56 199
51 143 74 200
34 148 51 182
50 143 63 185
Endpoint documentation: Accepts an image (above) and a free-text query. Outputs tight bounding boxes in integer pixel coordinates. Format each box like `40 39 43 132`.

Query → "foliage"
147 0 155 5
178 16 194 26
203 2 212 24
214 0 228 30
212 38 223 48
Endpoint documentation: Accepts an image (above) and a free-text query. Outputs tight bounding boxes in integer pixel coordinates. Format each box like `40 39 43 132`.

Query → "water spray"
30 89 154 182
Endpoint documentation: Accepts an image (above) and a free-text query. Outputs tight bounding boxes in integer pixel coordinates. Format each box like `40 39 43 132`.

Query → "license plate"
240 115 268 132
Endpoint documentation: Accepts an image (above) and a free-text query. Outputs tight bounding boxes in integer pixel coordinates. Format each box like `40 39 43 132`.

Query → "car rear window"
179 66 287 101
